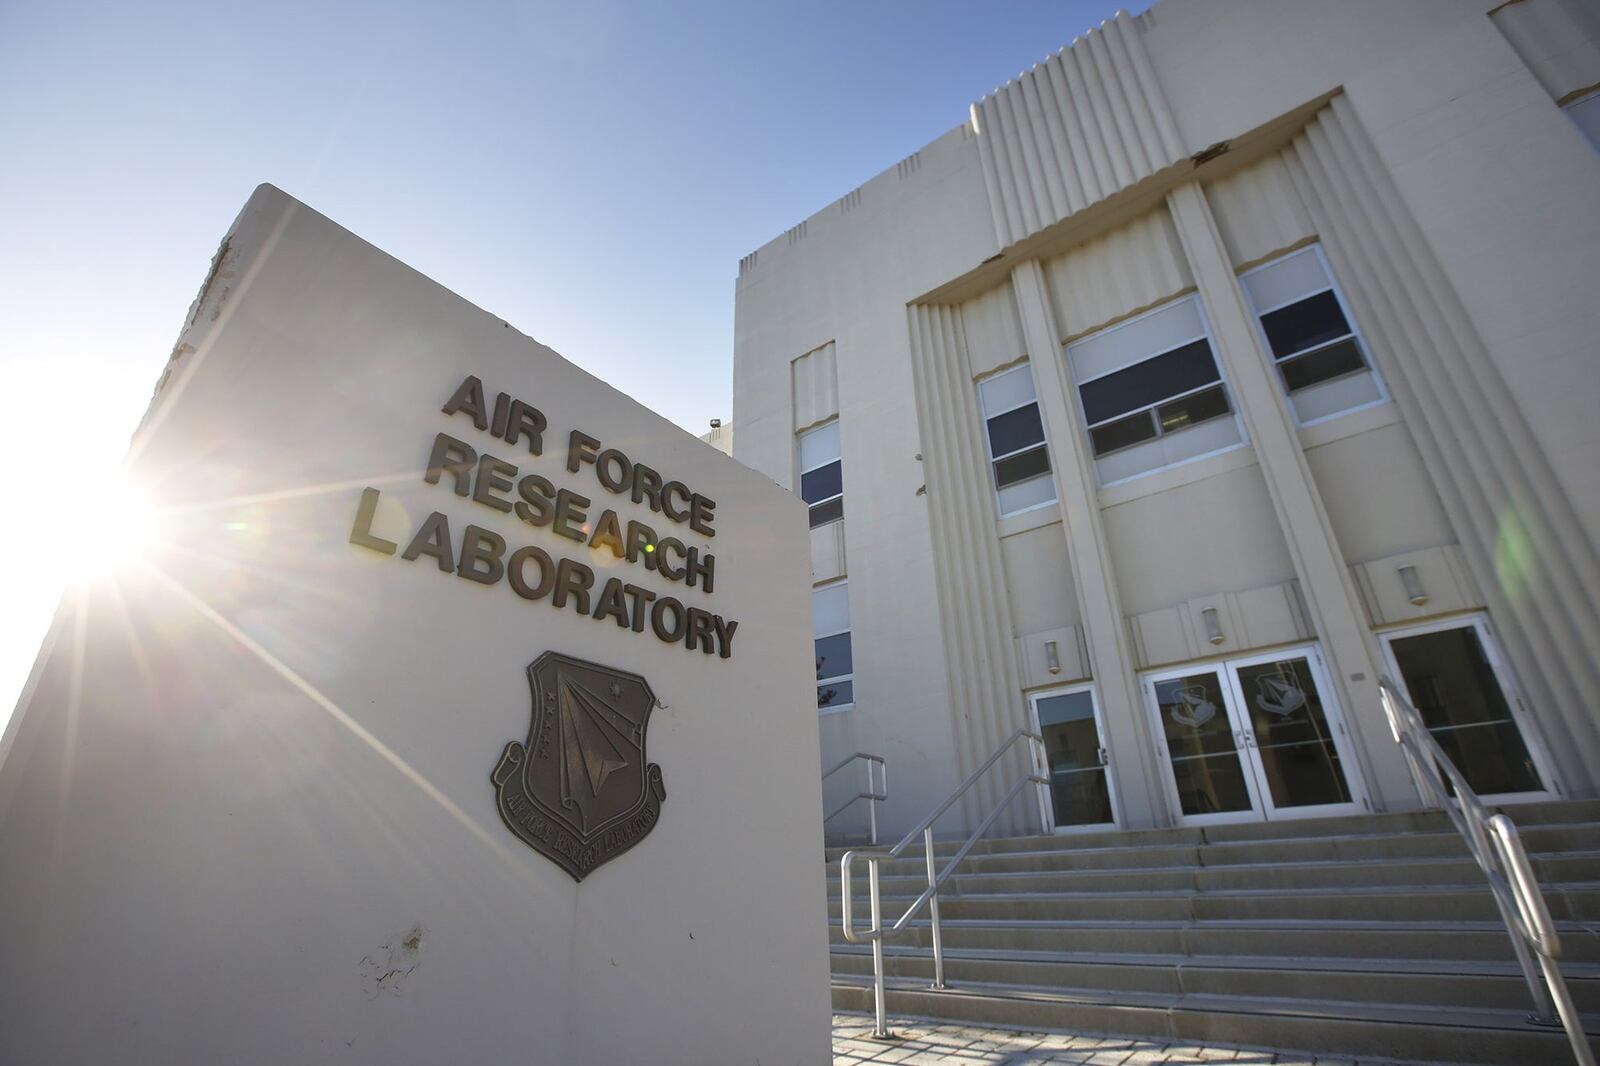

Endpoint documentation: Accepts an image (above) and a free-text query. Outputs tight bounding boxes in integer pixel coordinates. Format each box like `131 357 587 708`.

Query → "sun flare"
72 476 159 579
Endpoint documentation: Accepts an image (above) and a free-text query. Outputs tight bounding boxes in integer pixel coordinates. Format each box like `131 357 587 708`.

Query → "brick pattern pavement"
831 1013 1445 1065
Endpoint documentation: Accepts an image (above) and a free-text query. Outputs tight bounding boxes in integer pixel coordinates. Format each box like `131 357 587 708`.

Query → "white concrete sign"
0 185 830 1065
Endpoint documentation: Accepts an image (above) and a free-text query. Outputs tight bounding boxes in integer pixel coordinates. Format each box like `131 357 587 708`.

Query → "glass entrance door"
1146 646 1365 825
1029 686 1118 831
1149 669 1259 822
1380 616 1552 801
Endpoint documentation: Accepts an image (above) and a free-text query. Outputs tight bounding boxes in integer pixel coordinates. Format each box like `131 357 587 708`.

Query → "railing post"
867 760 879 847
868 857 891 1040
1490 816 1570 1029
1489 877 1558 1024
1030 734 1051 832
924 826 946 990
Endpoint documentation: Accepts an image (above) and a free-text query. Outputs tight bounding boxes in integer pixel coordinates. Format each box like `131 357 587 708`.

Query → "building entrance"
1028 686 1118 832
1144 646 1366 825
1379 615 1554 802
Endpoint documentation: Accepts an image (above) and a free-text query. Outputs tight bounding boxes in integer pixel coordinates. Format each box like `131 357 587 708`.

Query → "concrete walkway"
830 1013 1453 1065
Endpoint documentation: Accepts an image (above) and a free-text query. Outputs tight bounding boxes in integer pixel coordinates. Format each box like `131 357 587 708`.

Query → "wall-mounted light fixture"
1397 564 1428 606
1201 607 1226 645
1044 640 1061 675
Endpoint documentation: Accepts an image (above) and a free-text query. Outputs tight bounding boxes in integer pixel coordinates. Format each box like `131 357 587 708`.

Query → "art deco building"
731 0 1600 842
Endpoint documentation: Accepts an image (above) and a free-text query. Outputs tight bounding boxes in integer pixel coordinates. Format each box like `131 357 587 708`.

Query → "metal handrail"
822 752 888 845
1378 677 1594 1065
839 729 1049 1039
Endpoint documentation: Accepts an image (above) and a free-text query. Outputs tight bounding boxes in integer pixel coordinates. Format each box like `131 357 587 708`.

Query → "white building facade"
732 0 1600 842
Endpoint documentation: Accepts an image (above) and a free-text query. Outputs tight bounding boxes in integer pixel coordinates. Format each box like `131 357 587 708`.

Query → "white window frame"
1066 294 1248 486
1026 683 1121 833
1239 243 1389 427
797 420 843 528
1375 613 1560 804
976 363 1057 518
813 578 854 715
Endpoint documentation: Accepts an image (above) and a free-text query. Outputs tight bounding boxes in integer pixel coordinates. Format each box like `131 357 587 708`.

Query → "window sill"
997 499 1062 539
1297 399 1399 449
1096 442 1256 508
818 703 856 717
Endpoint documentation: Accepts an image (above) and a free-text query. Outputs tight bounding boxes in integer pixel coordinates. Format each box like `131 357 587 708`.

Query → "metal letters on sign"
491 652 666 881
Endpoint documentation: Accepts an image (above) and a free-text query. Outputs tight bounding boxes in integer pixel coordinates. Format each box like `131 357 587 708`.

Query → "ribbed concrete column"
1010 261 1165 829
906 304 1036 835
1165 181 1410 812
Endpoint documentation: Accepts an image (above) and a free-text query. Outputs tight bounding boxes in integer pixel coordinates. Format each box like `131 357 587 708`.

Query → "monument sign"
0 185 830 1065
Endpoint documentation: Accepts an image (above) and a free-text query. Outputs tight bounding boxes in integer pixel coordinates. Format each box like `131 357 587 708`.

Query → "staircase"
826 800 1600 1064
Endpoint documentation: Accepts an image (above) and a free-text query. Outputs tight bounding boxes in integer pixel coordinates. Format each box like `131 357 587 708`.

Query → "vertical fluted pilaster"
907 304 1035 834
971 10 1187 248
1284 97 1600 791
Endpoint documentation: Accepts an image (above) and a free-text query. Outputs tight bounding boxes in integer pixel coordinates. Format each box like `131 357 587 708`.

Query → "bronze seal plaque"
491 652 666 880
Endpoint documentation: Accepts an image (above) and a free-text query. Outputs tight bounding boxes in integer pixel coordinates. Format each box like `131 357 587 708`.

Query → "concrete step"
820 801 1600 1062
821 800 1600 861
827 916 1600 964
829 977 1600 1065
827 882 1600 923
826 850 1600 896
830 822 1600 877
829 944 1600 1014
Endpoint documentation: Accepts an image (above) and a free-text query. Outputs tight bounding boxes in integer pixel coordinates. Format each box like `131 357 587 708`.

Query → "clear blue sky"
0 0 1141 723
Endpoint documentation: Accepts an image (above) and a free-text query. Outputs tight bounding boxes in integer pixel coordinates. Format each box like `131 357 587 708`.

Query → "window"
1065 296 1244 485
813 581 853 711
977 364 1056 516
1565 89 1600 153
798 421 843 528
1241 245 1385 424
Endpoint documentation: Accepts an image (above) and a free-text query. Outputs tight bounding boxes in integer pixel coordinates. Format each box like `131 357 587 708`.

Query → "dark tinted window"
800 459 842 504
1279 338 1365 392
1260 291 1350 359
814 632 854 680
994 445 1051 488
808 496 843 528
817 678 855 709
1080 339 1220 425
1157 385 1231 433
1391 627 1541 795
986 402 1046 457
1089 410 1157 456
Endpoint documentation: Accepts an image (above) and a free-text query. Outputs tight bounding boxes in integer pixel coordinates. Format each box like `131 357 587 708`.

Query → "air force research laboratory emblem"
492 652 666 880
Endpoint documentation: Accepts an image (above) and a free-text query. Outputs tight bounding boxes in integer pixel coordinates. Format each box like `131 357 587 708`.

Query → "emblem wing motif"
557 673 641 828
1168 686 1216 729
1254 675 1306 717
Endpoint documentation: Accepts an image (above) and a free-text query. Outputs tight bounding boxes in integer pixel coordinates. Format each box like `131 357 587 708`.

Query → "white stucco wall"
734 0 1600 840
